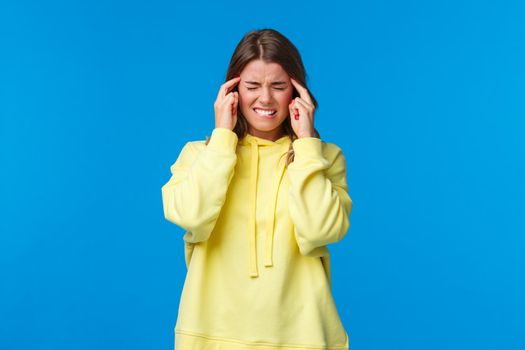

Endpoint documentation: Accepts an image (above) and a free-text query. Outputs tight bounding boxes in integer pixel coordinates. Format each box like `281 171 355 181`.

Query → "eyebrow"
244 80 288 86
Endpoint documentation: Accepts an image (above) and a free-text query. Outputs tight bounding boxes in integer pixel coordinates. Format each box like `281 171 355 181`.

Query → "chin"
251 118 285 128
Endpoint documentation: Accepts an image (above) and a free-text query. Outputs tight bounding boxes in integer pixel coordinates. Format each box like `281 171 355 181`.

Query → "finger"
290 106 299 120
217 76 241 100
289 100 300 120
289 100 295 114
222 76 241 96
293 99 306 113
294 97 313 112
290 78 314 105
289 99 298 113
218 91 235 108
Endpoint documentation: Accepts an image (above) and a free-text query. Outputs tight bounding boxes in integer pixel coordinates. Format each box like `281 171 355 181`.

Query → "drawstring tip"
264 254 274 267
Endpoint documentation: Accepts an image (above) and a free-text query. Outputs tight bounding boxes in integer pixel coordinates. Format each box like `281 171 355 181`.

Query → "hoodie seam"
175 329 348 349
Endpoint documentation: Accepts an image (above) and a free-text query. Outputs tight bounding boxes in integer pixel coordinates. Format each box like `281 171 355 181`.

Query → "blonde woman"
161 28 353 350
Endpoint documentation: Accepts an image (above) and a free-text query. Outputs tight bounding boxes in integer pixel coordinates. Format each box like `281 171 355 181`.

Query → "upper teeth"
255 108 276 115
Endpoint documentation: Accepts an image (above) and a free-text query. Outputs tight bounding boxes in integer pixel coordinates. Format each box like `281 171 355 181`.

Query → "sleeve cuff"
207 128 238 153
292 137 323 159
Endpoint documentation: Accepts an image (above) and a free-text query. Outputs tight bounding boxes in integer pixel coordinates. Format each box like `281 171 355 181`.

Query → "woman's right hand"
214 76 241 130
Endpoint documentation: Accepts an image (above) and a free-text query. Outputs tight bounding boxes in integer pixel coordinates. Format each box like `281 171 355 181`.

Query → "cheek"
241 90 262 104
238 93 254 114
281 89 293 102
277 91 293 106
239 90 254 103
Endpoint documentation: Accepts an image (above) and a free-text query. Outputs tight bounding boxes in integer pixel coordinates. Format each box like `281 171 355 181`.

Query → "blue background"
1 1 524 349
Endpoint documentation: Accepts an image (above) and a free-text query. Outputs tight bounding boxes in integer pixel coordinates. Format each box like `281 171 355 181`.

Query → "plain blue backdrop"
1 0 524 349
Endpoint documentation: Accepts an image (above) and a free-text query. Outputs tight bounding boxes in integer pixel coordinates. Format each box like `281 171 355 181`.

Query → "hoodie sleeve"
161 127 238 243
287 137 353 257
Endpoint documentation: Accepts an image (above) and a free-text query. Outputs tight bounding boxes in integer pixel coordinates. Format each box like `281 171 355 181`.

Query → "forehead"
241 59 287 80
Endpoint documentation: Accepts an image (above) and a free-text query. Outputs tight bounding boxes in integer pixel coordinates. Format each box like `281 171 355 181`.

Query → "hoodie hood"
238 132 291 278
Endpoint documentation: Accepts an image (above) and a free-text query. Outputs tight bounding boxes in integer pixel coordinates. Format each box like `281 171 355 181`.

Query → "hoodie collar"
239 133 291 278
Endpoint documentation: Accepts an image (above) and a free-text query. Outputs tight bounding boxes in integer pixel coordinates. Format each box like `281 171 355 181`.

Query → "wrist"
215 124 234 131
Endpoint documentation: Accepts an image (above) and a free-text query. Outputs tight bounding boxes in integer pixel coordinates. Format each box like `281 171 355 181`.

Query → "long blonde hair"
205 28 320 167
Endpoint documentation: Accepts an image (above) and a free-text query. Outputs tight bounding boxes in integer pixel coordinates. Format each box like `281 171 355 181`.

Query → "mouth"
253 108 277 118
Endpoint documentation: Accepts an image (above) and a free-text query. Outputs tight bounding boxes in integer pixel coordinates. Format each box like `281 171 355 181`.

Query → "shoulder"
171 139 205 163
180 130 211 153
321 140 346 164
291 137 346 164
321 140 344 156
186 140 207 152
320 140 349 180
179 128 239 158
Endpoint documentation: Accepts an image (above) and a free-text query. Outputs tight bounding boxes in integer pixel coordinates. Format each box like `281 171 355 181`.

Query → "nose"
258 86 273 105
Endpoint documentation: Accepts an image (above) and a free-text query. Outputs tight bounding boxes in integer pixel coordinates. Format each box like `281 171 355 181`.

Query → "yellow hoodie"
161 127 353 350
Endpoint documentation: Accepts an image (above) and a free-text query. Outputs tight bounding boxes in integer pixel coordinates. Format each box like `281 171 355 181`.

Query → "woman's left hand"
289 77 315 138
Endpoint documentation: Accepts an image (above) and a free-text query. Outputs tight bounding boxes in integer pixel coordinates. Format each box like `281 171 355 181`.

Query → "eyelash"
247 87 285 91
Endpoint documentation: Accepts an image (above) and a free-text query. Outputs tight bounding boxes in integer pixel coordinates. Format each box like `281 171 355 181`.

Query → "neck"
247 127 285 142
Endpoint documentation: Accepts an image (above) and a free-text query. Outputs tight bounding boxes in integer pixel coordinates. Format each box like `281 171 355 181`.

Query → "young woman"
161 28 353 350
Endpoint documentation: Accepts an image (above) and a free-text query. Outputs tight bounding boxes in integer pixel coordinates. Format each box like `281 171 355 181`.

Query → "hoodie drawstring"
245 136 287 278
263 156 286 268
248 140 259 277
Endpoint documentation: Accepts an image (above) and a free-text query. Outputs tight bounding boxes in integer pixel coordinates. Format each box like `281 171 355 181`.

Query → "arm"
287 137 353 257
161 127 238 243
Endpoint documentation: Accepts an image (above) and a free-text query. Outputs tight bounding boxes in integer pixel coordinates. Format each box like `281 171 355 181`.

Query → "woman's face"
238 59 294 141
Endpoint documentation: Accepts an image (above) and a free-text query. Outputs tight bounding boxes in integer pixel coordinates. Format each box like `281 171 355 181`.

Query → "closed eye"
247 87 285 91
